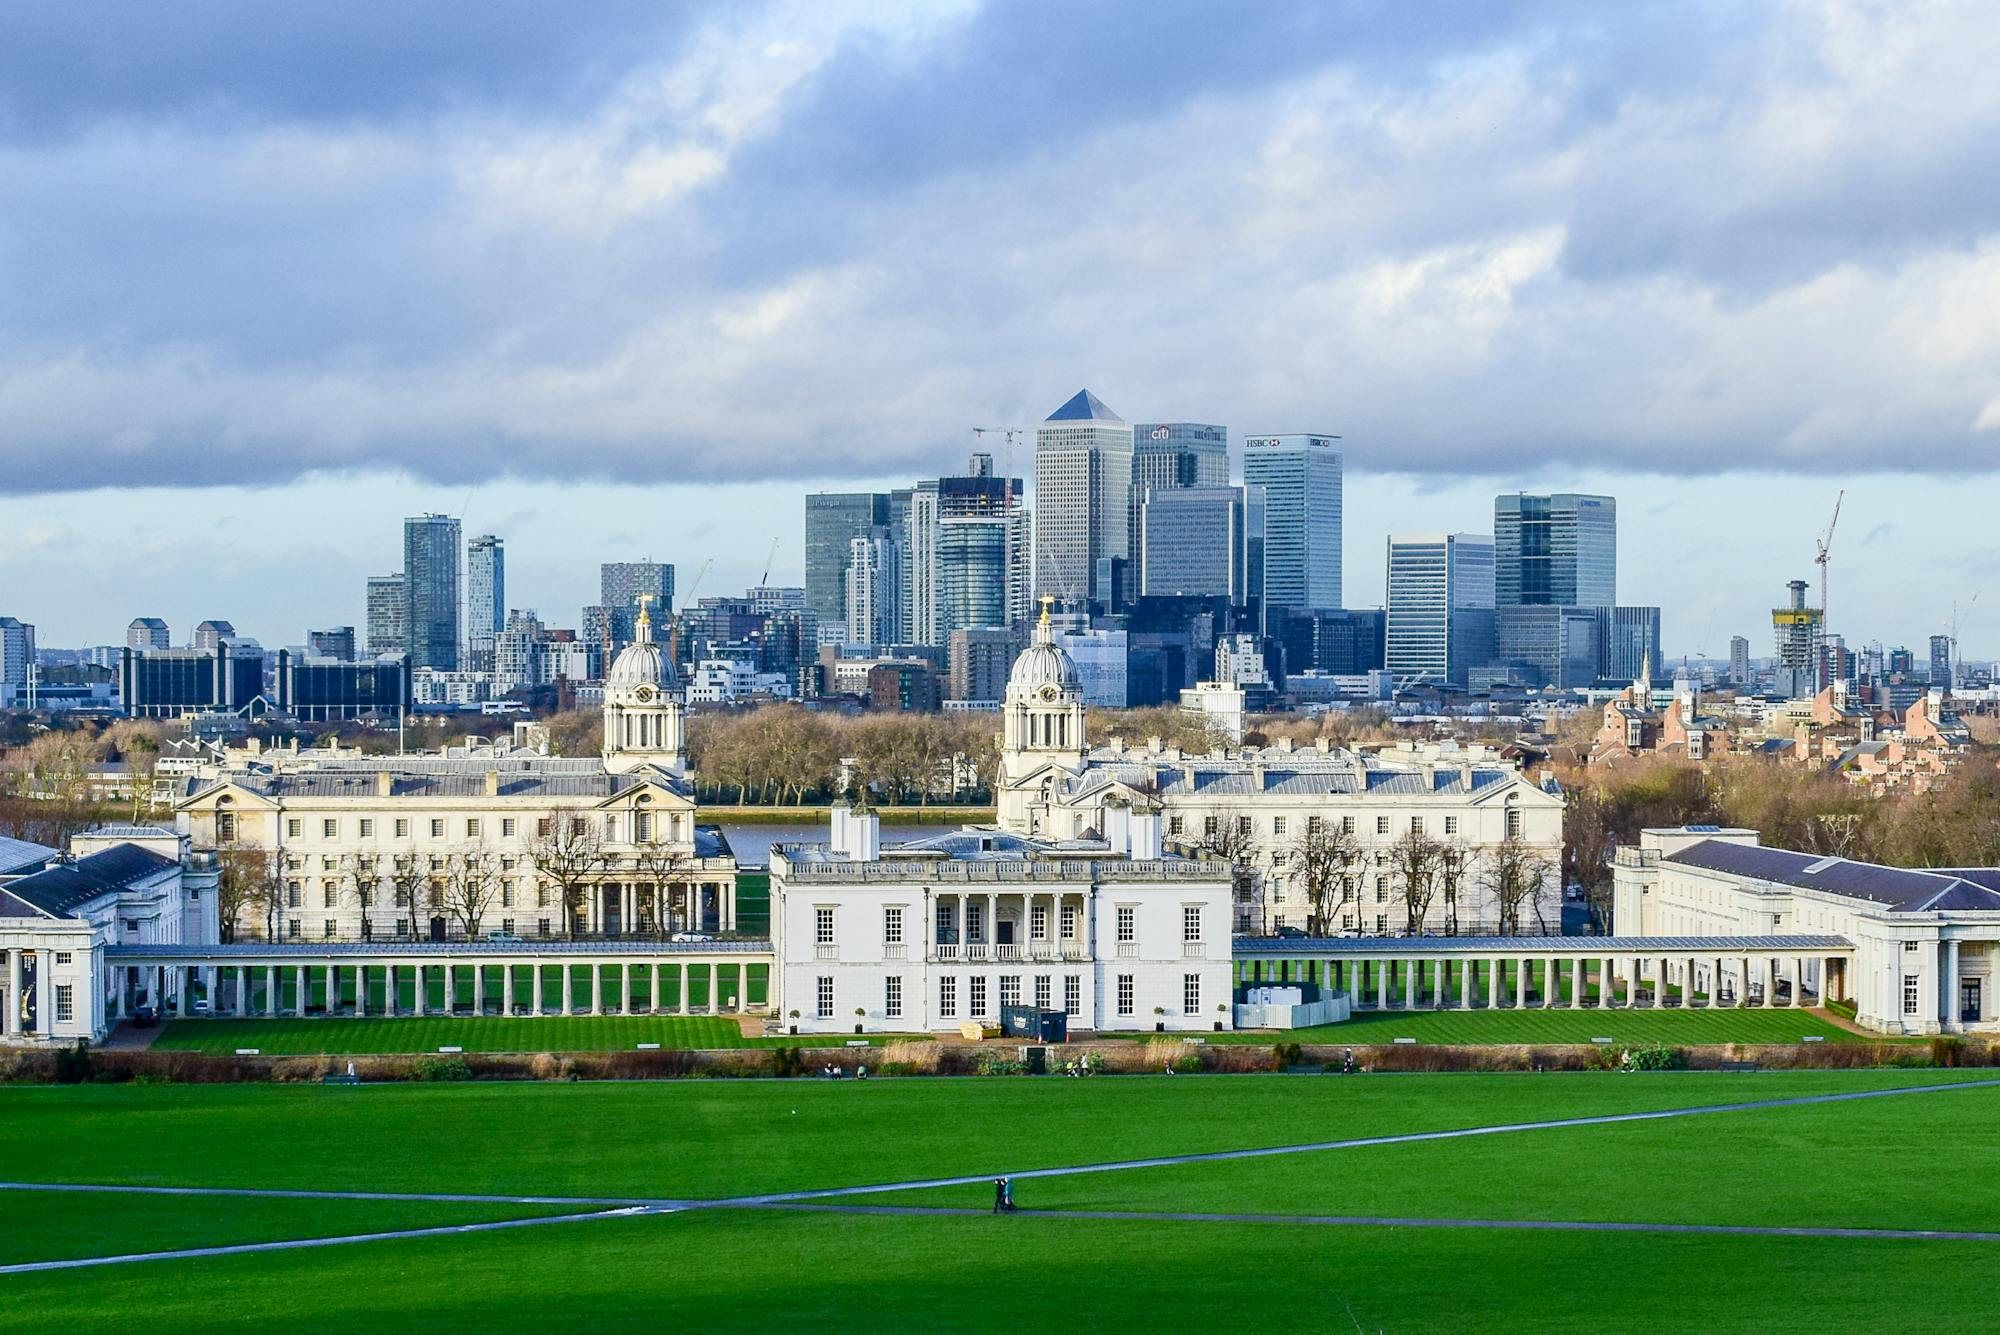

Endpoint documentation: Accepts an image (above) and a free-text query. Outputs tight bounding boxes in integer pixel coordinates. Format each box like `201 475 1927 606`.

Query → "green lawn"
7 1072 2000 1332
1219 1004 1860 1046
0 1193 572 1267
149 1015 852 1054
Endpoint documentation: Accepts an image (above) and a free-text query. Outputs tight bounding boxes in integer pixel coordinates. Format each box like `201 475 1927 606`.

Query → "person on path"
992 1177 1007 1214
1003 1178 1017 1212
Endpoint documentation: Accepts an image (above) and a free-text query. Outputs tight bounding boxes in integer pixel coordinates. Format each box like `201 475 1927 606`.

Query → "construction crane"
1813 490 1844 690
1950 592 1981 681
662 558 715 673
973 426 1028 621
758 538 779 590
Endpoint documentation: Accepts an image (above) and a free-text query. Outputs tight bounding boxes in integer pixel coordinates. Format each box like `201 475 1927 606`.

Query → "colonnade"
1237 950 1846 1011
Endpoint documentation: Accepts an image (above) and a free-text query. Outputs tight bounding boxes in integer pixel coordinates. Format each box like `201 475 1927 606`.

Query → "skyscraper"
466 535 505 669
366 575 406 656
1601 606 1662 684
1130 423 1229 491
307 627 357 660
1930 633 1954 690
403 514 461 671
1243 433 1342 616
1729 634 1752 685
1033 389 1134 610
0 616 34 704
598 560 675 646
908 455 1029 645
845 527 903 646
191 620 236 653
1385 534 1496 687
1494 493 1617 607
1138 485 1265 622
1773 578 1821 697
805 493 890 626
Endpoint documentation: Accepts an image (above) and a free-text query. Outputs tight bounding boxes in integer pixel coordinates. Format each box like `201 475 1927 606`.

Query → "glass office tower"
1243 433 1341 616
1494 493 1616 607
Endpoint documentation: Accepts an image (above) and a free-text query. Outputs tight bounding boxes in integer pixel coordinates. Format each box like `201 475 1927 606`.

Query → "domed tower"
999 598 1088 793
602 598 685 776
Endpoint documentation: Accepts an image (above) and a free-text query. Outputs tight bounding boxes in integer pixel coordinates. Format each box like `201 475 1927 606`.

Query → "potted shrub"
1154 1006 1166 1034
1215 1002 1227 1032
788 1008 800 1036
855 1006 866 1036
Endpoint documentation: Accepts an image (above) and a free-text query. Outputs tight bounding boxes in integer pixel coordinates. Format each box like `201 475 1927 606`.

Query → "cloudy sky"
3 1 1998 656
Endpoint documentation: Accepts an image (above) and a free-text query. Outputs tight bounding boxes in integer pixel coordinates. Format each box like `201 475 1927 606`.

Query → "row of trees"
210 815 704 943
1190 815 1556 937
1557 749 2000 926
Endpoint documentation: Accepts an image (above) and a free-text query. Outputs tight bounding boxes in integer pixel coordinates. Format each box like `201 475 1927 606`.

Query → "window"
429 819 444 839
816 976 834 1019
287 881 302 909
1029 904 1048 940
323 919 337 939
1375 875 1387 902
1060 903 1079 939
1410 816 1424 834
1116 974 1135 1016
935 902 957 944
1376 816 1389 835
1203 815 1218 836
537 918 551 937
55 985 73 1023
217 812 236 840
1183 905 1202 943
1903 975 1920 1016
1375 914 1388 933
466 819 481 838
884 905 904 945
500 918 515 936
501 883 514 908
323 884 337 909
1307 815 1323 835
966 903 984 939
1903 940 1920 953
395 818 410 838
359 819 374 837
286 818 302 838
1064 975 1082 1016
815 907 836 945
1034 975 1051 1009
1168 816 1183 835
323 819 337 838
969 975 989 1016
288 921 301 939
1505 808 1524 838
53 951 72 966
1273 817 1287 837
885 976 903 1019
939 975 957 1017
635 812 651 842
1341 816 1356 835
1000 976 1021 1008
1238 816 1253 836
535 818 552 838
1183 973 1201 1014
1116 906 1135 943
502 818 516 837
1444 816 1458 836
537 886 550 908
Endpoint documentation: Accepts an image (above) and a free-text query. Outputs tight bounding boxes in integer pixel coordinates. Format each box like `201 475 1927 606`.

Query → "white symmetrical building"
174 614 740 941
2 826 218 1045
772 805 1234 1035
996 612 1565 933
1615 826 2000 1035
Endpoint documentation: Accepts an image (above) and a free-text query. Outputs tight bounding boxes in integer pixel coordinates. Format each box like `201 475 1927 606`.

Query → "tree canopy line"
1556 748 2000 926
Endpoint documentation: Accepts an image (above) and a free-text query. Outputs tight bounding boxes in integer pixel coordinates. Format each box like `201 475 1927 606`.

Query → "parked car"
486 932 522 944
670 931 713 943
191 998 212 1016
131 1004 159 1029
1274 926 1308 939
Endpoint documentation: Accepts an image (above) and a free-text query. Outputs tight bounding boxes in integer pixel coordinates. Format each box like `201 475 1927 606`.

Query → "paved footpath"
4 1077 1997 1274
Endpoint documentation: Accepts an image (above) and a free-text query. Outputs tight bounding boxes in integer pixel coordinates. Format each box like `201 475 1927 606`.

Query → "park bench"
320 1073 360 1086
1718 1060 1758 1073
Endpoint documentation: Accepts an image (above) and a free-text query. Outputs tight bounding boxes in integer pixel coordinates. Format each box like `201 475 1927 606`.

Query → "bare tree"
1193 807 1261 933
339 851 383 939
1479 835 1556 936
1436 841 1470 936
215 847 283 943
386 852 426 938
1387 827 1445 935
632 841 691 934
1291 818 1363 936
525 810 607 939
440 849 504 939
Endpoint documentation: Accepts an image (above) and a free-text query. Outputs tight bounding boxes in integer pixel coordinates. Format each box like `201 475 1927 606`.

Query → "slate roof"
1 844 177 918
1059 754 1528 802
0 835 57 878
182 758 689 803
1044 389 1123 423
782 828 1114 865
1667 839 2000 913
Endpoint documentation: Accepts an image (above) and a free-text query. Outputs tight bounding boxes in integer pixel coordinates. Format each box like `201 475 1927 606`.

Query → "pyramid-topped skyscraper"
1034 389 1134 610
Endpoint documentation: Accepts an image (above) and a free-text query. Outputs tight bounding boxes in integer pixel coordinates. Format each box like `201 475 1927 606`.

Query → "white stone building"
771 805 1234 1036
174 618 739 942
996 612 1565 933
3 826 217 1045
1614 826 2000 1035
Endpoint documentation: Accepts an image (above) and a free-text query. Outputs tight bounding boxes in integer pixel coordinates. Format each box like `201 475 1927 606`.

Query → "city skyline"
2 5 1997 657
